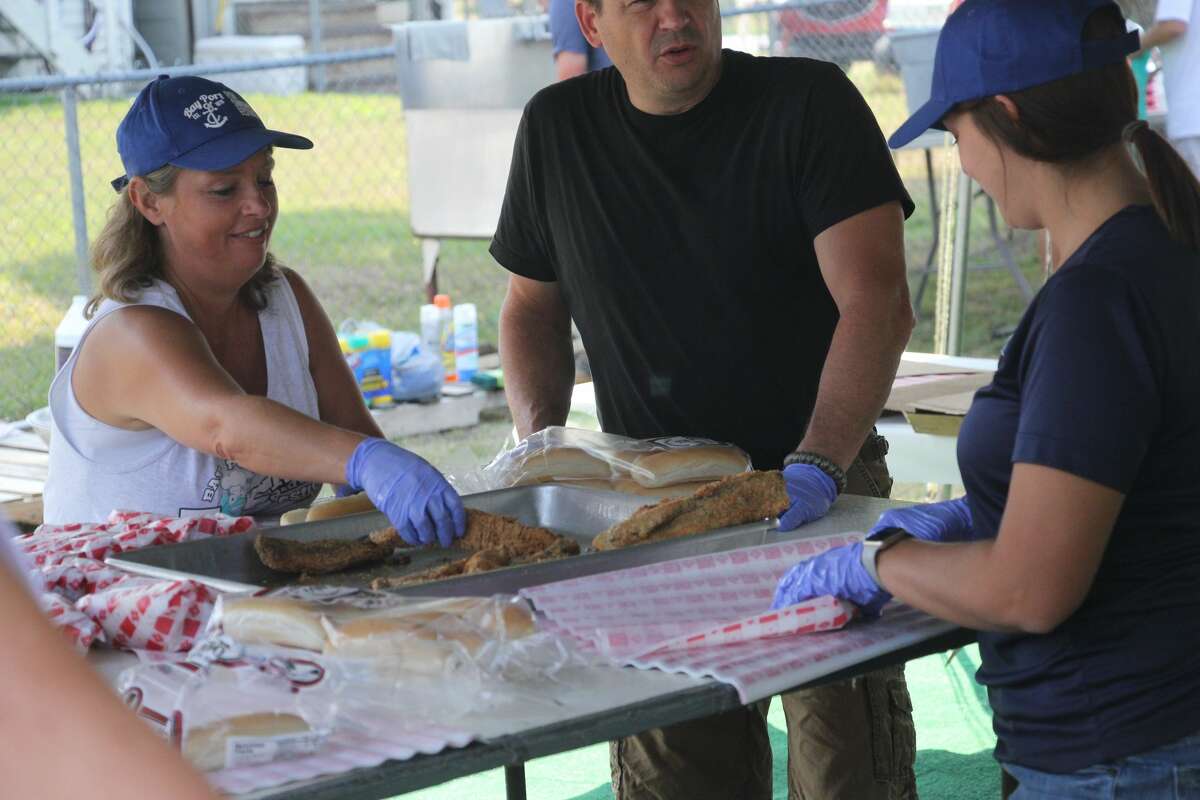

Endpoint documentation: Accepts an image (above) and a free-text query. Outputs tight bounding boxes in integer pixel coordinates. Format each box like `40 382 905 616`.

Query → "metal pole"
932 136 958 355
62 86 92 295
309 0 326 92
503 764 528 800
946 171 973 356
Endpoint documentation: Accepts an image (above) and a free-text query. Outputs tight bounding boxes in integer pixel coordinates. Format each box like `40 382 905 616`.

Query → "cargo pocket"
865 672 916 785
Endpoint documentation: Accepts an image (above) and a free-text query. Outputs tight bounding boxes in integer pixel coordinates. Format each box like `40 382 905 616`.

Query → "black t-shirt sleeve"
490 102 558 282
792 64 915 237
1012 267 1160 491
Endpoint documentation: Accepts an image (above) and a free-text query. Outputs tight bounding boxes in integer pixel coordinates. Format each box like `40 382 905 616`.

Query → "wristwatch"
860 527 910 586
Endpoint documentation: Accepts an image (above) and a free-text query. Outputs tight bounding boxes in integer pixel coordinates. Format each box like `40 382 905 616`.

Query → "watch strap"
860 529 910 586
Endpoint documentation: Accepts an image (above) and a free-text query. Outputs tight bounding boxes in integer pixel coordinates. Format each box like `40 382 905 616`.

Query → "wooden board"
1 497 43 527
885 372 993 415
904 411 967 437
0 439 48 528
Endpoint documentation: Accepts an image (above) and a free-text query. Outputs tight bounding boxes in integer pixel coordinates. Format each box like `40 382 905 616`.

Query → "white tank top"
44 277 323 524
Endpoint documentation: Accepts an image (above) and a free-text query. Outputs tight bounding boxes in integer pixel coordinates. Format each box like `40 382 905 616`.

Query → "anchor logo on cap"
183 92 229 129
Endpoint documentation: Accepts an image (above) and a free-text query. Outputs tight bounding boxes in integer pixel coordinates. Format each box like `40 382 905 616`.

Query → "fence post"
309 0 326 92
62 86 92 295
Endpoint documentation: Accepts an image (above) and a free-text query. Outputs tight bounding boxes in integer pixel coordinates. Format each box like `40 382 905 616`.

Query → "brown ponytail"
966 5 1200 253
1125 122 1200 251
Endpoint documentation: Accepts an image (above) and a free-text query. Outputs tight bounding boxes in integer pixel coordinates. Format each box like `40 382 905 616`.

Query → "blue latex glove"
771 542 892 616
334 483 356 498
777 464 838 531
868 497 979 543
345 438 466 548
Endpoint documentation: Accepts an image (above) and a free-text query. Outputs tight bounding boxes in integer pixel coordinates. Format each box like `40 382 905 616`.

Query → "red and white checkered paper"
522 533 958 703
18 509 254 570
76 576 217 652
15 510 253 651
40 592 104 652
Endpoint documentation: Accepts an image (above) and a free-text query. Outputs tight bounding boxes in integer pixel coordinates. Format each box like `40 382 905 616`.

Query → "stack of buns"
217 594 537 676
498 440 752 496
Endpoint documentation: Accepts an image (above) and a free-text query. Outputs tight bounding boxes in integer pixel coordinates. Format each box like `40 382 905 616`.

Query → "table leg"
912 147 940 319
985 196 1035 302
505 763 528 800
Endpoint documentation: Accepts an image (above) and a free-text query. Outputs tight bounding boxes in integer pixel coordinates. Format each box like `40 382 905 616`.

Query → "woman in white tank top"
44 75 465 550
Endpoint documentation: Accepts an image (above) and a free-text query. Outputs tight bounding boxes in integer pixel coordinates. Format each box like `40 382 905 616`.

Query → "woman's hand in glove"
869 497 979 543
345 438 466 548
771 543 892 616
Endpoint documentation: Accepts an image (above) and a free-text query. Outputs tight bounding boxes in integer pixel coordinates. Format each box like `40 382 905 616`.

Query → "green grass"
0 77 1041 422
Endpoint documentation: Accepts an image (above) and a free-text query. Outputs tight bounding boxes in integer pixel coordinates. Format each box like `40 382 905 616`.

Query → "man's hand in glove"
778 464 838 530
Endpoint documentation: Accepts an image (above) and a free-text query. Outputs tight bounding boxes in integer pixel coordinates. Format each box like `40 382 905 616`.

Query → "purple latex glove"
777 464 838 531
771 542 892 616
334 483 357 498
345 438 466 548
868 497 980 543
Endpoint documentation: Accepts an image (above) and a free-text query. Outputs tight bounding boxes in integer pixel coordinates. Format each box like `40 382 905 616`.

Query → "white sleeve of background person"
1155 0 1200 141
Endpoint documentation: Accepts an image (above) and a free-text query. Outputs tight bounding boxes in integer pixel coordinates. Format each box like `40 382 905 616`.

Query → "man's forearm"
500 300 575 440
796 299 912 470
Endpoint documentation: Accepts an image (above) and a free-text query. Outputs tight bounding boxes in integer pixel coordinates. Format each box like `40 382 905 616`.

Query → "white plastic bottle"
55 295 90 373
419 303 440 355
453 303 478 384
433 293 456 382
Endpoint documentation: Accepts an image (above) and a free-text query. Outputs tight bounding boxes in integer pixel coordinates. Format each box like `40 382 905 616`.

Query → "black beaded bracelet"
783 450 848 495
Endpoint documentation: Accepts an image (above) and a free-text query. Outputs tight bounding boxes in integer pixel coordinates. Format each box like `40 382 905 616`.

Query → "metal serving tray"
106 487 899 598
106 485 655 594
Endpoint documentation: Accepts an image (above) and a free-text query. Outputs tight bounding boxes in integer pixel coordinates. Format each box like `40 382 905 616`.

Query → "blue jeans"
1003 730 1200 799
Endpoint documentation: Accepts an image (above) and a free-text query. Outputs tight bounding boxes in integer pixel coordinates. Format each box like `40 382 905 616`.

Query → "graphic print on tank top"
193 458 319 517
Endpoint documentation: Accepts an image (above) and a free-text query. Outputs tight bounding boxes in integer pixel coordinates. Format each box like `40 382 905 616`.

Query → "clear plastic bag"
390 330 444 403
203 588 586 721
118 645 338 772
453 426 752 494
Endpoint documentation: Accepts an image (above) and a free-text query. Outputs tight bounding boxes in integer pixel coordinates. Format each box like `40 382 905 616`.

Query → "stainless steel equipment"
105 486 899 598
107 485 648 593
390 16 555 293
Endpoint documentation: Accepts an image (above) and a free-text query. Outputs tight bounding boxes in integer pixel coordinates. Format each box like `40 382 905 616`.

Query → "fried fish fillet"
591 470 790 551
368 509 569 558
369 537 582 590
254 534 396 575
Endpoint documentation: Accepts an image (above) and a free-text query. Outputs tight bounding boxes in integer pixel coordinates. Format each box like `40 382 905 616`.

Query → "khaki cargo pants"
610 432 917 800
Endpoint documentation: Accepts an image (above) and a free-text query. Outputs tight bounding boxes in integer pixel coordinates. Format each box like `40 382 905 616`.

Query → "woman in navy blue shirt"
773 0 1200 796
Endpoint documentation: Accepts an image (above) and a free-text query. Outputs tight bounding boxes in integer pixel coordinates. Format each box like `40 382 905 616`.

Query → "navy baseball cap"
888 0 1139 149
111 75 313 191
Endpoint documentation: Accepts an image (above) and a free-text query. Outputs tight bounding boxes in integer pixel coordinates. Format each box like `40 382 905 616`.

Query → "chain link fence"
0 1 1061 425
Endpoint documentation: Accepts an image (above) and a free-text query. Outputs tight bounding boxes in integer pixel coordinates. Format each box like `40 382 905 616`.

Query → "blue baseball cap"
111 75 313 191
888 0 1139 149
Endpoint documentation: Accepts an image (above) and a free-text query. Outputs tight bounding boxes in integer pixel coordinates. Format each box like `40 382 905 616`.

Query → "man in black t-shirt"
489 0 918 794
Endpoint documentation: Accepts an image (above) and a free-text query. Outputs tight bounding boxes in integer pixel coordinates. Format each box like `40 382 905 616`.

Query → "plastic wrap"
205 587 586 721
454 426 752 494
118 647 338 772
